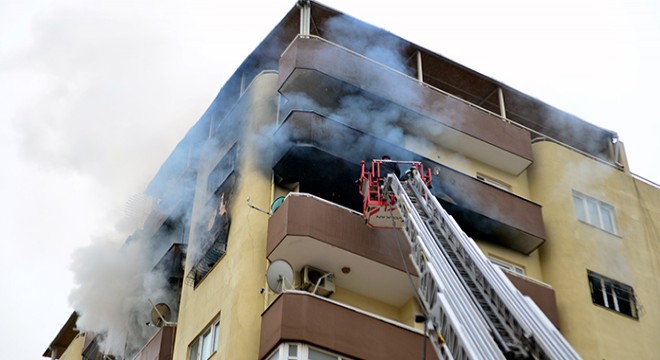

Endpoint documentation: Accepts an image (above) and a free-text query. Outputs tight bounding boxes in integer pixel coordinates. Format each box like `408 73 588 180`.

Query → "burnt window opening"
152 210 189 246
207 143 238 194
298 174 363 212
587 270 638 319
186 174 236 287
153 243 185 298
273 146 364 213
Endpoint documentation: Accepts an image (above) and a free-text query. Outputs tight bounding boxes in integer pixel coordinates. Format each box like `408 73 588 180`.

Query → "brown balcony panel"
267 194 412 272
267 193 417 306
505 273 560 329
278 36 533 175
132 326 176 360
432 166 546 254
259 292 437 360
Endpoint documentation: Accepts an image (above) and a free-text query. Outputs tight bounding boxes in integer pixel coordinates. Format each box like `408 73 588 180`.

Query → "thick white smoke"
69 234 171 356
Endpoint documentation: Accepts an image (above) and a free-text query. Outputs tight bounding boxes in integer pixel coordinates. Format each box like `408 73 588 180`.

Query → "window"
190 317 221 360
572 191 617 234
207 144 238 194
266 343 353 360
489 257 525 275
308 348 340 360
587 271 638 319
476 173 511 192
185 174 236 287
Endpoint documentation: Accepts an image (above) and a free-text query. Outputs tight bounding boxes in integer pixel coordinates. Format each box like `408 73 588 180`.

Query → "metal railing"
282 34 622 170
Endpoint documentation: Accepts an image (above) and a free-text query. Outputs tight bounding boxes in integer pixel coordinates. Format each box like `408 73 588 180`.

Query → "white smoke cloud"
324 14 408 72
6 1 232 221
69 234 173 356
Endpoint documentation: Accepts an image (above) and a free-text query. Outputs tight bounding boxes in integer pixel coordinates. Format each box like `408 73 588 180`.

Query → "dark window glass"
587 270 637 319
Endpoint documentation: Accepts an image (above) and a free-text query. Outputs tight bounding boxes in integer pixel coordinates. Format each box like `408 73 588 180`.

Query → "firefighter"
380 155 400 179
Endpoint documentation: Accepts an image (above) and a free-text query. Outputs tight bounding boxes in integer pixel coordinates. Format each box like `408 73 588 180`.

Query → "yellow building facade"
529 140 660 359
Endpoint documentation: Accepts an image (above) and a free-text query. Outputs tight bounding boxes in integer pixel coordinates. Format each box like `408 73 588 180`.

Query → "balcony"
431 165 546 254
132 326 176 360
267 193 417 306
278 36 533 175
266 195 558 337
259 292 437 360
272 111 546 254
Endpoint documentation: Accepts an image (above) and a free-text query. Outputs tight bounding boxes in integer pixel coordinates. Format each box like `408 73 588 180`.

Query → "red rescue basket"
358 159 432 229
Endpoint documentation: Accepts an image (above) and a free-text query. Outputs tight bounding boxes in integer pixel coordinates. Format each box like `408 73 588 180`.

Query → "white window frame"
266 342 354 360
189 317 221 360
587 271 638 319
476 173 512 192
489 257 525 275
572 191 618 234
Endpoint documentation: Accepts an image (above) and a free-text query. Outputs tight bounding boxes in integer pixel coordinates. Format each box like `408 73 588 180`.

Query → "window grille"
587 270 638 319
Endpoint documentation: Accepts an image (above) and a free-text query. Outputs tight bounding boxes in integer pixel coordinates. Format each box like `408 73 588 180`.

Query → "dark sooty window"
588 270 638 319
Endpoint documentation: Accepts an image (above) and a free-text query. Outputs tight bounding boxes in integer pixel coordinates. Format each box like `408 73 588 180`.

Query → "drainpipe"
416 50 424 82
298 0 311 36
497 87 506 119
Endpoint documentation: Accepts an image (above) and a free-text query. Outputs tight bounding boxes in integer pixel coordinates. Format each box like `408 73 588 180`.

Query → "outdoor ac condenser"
301 265 335 297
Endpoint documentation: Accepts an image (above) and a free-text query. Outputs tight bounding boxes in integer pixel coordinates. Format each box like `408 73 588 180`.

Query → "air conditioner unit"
301 265 335 297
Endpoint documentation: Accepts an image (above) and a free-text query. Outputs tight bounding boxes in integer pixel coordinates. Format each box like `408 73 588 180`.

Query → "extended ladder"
381 172 581 360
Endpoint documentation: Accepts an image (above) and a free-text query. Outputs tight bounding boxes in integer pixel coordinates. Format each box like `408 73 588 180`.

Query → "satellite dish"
150 303 172 327
266 259 294 293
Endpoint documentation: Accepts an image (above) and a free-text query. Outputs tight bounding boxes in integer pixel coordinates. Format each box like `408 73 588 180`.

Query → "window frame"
476 173 512 192
189 316 221 360
587 270 638 319
266 342 354 360
572 191 618 234
185 173 236 288
489 257 525 276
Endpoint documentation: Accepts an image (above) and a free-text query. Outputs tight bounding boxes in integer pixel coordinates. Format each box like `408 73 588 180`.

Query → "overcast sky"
1 0 658 358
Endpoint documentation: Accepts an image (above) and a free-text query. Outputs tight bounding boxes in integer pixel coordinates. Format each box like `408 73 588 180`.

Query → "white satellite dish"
266 259 294 293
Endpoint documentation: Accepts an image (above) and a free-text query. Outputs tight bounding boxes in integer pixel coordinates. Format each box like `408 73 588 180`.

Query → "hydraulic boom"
358 160 581 360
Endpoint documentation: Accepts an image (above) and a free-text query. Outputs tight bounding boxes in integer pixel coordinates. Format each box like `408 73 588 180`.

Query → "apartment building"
44 1 660 359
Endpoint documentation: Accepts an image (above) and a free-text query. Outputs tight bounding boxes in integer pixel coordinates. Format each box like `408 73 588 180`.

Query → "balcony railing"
131 326 176 360
278 35 533 175
503 272 560 329
267 193 417 307
259 291 437 360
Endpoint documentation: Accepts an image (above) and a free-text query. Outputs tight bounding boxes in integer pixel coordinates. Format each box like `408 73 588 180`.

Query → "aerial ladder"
358 159 581 360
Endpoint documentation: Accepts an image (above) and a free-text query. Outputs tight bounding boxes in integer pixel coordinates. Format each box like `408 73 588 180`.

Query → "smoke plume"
69 232 176 356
